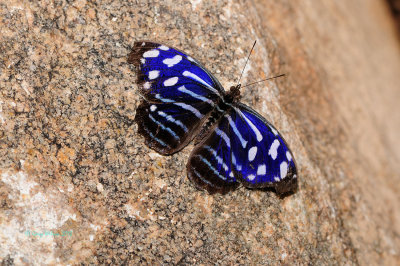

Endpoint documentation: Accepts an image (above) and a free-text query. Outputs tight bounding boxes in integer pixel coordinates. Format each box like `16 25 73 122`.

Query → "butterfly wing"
187 114 239 194
187 103 297 195
128 41 225 101
129 41 225 154
135 101 214 155
229 103 298 194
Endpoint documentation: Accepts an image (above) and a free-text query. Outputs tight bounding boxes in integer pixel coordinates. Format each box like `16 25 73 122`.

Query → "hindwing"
187 103 297 194
135 101 213 155
187 113 238 193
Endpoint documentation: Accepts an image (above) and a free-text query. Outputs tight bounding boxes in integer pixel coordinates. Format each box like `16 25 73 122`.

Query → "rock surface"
1 0 399 264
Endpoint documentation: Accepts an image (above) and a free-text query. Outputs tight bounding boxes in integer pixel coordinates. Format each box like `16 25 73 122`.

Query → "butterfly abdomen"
195 83 245 143
194 97 231 144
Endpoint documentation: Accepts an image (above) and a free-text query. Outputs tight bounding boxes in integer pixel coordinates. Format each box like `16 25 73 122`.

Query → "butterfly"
128 41 298 195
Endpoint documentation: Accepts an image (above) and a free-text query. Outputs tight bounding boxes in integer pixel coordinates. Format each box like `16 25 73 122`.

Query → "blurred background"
388 0 400 30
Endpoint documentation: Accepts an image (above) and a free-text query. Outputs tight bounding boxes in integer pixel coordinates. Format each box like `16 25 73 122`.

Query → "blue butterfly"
128 41 297 194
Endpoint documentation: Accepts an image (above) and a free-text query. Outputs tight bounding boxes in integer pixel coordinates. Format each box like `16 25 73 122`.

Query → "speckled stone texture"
1 0 399 265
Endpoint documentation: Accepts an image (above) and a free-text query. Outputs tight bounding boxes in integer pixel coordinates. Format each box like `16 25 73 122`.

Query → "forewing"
129 41 225 154
128 41 225 103
187 115 239 194
227 104 298 194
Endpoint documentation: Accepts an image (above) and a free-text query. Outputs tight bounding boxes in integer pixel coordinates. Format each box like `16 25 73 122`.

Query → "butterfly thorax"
224 84 241 104
194 84 241 144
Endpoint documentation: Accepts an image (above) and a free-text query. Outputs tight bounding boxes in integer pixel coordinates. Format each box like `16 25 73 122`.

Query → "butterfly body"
129 41 298 195
194 85 242 144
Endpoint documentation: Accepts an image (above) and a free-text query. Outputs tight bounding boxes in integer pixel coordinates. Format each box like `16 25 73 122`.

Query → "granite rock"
1 0 399 264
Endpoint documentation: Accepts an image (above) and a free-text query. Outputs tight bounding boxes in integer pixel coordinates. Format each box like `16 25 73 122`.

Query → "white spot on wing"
269 125 278 136
140 58 145 64
148 70 159 80
248 146 257 162
274 176 280 182
163 55 182 67
158 45 169 50
143 82 151 89
164 77 179 86
286 151 292 161
257 164 266 175
143 49 159 58
247 174 256 181
150 105 157 112
280 161 288 179
268 139 280 160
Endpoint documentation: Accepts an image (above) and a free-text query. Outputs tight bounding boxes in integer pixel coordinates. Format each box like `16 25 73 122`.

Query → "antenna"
241 74 286 88
237 40 257 86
